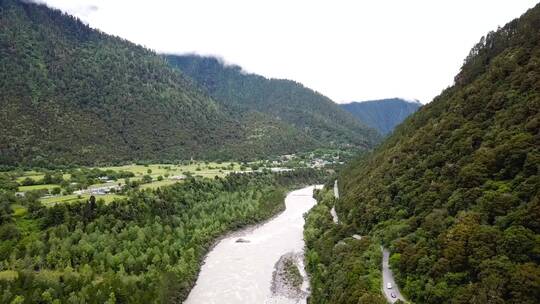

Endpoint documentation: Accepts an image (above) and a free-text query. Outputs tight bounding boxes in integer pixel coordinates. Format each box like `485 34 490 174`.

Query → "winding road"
332 180 405 303
382 247 406 303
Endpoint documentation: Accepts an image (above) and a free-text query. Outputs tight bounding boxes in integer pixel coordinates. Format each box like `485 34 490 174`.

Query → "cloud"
26 0 99 20
167 52 250 75
402 97 422 104
77 4 98 16
21 0 46 4
59 2 99 19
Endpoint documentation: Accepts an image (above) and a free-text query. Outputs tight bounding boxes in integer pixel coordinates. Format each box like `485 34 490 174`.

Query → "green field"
16 173 70 183
12 162 247 208
99 162 242 178
11 204 28 217
40 194 125 206
139 179 181 190
0 270 18 282
18 184 60 192
14 162 243 192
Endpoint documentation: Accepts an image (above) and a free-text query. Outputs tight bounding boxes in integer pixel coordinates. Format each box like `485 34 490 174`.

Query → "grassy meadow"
11 161 248 208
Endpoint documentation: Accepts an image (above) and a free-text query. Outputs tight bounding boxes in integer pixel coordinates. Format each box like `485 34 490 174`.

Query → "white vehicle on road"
387 283 392 289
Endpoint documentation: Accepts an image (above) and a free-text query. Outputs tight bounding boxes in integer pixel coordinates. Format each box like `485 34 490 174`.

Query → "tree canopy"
0 169 325 303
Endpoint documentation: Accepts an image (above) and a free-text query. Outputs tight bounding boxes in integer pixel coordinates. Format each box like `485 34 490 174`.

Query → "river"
184 185 322 304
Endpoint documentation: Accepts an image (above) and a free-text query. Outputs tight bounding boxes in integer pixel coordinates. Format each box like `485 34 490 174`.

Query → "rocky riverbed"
270 252 309 301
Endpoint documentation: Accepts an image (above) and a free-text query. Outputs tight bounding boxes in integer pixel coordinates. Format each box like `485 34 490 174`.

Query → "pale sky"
38 0 538 104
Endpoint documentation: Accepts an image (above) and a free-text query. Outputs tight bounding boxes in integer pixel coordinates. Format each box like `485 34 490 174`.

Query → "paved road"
330 206 339 224
331 180 340 223
332 181 404 303
381 247 406 303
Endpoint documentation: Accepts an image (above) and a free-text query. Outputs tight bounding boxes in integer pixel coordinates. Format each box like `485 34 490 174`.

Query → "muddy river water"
184 185 321 304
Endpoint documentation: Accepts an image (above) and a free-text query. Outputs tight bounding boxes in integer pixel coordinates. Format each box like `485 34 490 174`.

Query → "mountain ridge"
165 54 381 150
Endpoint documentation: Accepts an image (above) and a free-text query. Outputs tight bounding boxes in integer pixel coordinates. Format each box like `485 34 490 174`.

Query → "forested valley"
0 169 324 303
2 0 539 303
0 2 371 302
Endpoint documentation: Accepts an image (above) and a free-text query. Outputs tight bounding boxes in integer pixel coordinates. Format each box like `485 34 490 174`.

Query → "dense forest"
0 168 325 303
165 55 381 150
0 0 236 166
0 0 380 167
304 185 386 304
341 98 422 135
306 4 540 304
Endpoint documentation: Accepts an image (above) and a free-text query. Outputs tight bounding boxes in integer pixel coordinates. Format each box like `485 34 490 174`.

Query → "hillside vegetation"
0 0 379 167
309 4 540 304
166 55 381 150
0 0 241 166
304 186 387 304
341 98 421 135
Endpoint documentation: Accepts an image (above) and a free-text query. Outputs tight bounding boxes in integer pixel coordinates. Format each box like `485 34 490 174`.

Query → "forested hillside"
165 55 381 150
341 98 421 135
309 4 540 304
0 0 378 167
0 0 240 166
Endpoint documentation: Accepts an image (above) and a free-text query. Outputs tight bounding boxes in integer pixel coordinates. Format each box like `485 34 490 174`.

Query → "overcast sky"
38 0 538 104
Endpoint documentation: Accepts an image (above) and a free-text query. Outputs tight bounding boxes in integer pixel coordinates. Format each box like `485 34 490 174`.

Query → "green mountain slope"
1 0 368 166
165 55 381 150
0 0 244 166
312 4 540 304
341 98 422 135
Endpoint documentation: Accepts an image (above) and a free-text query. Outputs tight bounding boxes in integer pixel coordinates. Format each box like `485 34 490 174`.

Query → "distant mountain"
165 55 381 150
340 98 422 135
0 0 379 166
